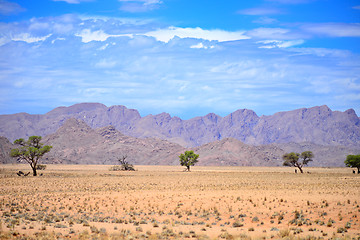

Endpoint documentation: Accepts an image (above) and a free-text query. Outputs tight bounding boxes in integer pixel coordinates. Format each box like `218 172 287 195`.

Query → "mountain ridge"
0 103 359 148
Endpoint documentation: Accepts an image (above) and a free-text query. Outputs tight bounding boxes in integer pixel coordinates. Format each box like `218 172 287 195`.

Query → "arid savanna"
1 164 359 239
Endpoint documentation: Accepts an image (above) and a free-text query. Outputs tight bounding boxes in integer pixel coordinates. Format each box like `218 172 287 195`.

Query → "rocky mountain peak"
96 125 124 139
204 113 221 123
47 102 107 115
59 118 92 132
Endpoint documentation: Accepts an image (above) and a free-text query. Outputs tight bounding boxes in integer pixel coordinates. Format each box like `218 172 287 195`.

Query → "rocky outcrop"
42 118 185 165
194 138 284 166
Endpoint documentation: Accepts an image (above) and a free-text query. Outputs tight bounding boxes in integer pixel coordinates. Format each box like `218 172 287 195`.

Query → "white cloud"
119 0 163 12
0 0 25 15
302 23 360 37
75 29 109 42
257 39 304 48
144 27 249 43
29 22 50 31
53 0 93 4
80 88 112 97
0 37 9 46
53 23 74 34
353 6 360 10
288 48 351 58
266 0 311 3
95 59 117 68
253 16 278 25
75 29 133 43
190 42 215 49
238 7 283 15
11 33 52 43
51 37 66 44
98 43 109 50
247 27 290 39
119 0 162 4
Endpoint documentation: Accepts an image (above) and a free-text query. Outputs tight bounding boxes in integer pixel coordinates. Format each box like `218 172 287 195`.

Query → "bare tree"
118 155 135 171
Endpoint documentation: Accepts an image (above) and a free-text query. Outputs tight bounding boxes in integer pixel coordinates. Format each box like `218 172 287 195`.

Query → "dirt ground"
0 164 359 239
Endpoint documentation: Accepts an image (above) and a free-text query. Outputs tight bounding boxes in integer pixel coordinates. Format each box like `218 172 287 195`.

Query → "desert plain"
0 164 359 239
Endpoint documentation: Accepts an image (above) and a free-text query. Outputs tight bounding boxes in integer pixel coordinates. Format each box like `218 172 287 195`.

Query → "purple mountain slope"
0 103 359 148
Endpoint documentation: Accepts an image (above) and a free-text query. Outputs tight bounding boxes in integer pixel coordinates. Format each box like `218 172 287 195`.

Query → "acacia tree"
283 151 314 173
179 150 199 171
345 155 360 174
10 136 52 176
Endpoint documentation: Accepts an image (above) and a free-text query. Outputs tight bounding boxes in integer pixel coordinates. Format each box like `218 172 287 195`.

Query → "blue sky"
0 0 359 119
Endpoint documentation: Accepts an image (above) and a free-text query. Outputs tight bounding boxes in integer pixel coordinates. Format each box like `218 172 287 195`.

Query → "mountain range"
0 103 359 167
1 118 358 167
0 103 359 148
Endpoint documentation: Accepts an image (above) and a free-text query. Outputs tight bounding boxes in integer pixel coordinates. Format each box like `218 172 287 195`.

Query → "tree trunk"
358 167 360 174
187 166 190 171
32 167 37 176
298 167 303 173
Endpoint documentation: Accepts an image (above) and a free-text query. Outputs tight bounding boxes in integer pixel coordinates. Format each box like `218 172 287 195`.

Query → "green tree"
345 155 360 174
179 150 199 171
283 151 314 173
10 136 52 176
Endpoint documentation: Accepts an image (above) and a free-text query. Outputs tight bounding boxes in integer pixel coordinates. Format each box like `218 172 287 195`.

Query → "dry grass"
0 164 359 239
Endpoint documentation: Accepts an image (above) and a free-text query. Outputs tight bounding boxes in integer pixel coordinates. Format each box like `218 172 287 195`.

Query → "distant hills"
0 103 359 167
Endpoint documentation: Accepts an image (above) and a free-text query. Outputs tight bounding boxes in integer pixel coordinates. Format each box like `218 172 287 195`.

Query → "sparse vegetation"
0 165 359 239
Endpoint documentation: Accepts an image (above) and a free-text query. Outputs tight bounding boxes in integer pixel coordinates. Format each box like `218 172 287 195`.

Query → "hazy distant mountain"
0 103 359 149
2 118 358 167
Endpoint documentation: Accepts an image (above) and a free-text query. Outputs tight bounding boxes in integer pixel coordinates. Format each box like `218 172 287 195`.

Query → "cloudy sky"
0 0 359 119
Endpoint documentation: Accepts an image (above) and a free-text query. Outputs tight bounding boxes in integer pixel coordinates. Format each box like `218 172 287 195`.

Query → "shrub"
278 229 291 238
232 221 243 228
110 155 135 171
36 164 47 170
337 227 347 233
344 222 351 229
109 165 123 171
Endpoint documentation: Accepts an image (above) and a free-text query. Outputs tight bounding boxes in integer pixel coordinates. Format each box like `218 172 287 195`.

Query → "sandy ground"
0 164 359 239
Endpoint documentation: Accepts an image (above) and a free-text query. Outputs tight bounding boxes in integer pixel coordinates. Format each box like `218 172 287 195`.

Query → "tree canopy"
179 150 199 171
345 155 360 174
10 136 52 176
283 151 314 173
